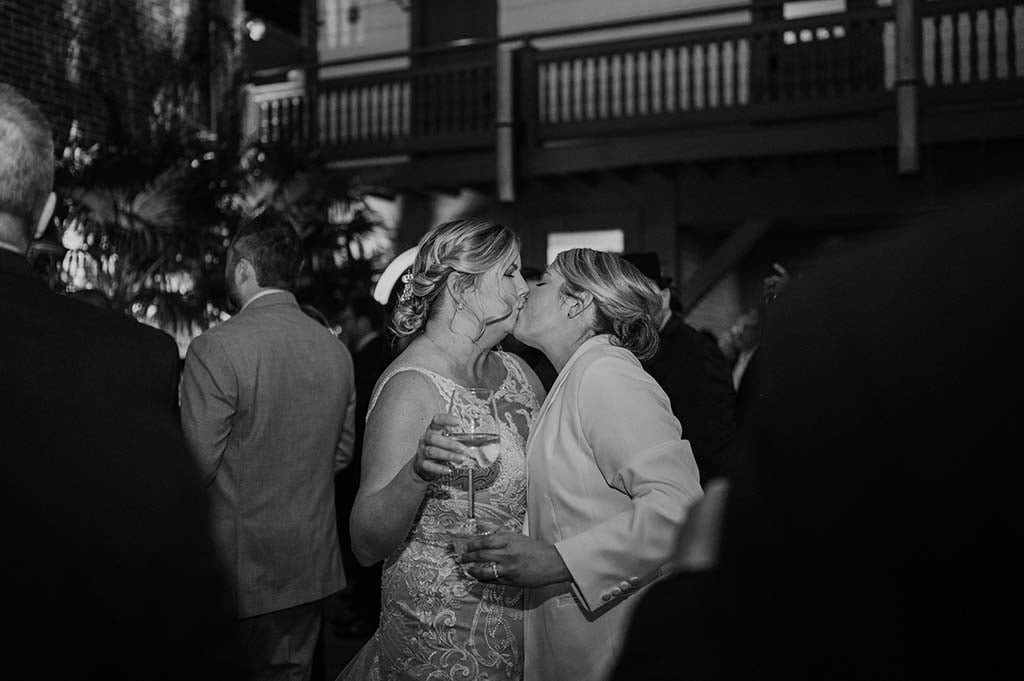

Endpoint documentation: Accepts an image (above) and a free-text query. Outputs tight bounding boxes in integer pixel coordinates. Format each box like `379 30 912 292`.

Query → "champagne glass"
447 387 501 558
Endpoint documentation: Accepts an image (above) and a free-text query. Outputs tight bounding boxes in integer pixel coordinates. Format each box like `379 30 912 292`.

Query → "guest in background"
462 249 703 681
333 292 392 636
180 209 357 681
732 262 791 429
0 83 181 427
611 181 1024 681
623 252 737 484
502 265 558 390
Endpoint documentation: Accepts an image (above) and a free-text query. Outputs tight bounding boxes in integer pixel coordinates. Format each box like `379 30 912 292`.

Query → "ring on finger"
490 562 500 580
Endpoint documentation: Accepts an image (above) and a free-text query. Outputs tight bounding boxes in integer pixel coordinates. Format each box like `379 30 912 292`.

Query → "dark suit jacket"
336 331 393 599
3 369 243 680
644 313 738 484
336 330 393 533
612 182 1024 681
0 249 181 426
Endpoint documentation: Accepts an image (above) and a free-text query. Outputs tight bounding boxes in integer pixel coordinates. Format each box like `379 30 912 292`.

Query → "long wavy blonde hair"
390 218 521 341
551 248 663 361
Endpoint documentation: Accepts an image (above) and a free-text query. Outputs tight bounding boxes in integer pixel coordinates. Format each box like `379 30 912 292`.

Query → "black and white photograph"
2 1 1021 679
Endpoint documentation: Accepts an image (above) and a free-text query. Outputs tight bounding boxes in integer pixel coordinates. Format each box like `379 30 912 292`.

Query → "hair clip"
398 272 413 303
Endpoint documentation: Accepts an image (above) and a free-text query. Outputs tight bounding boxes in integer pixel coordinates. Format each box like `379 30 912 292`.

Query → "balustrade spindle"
941 15 954 85
611 54 622 118
663 49 676 112
639 50 648 115
1013 4 1022 77
585 58 596 120
565 59 573 122
680 46 691 111
596 56 608 119
960 11 974 84
694 45 705 109
573 59 584 122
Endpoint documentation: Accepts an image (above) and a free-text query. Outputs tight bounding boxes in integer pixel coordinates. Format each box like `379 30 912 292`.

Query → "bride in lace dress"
338 218 545 681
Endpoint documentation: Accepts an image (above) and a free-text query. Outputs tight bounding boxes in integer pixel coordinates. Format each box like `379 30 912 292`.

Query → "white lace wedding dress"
337 351 539 681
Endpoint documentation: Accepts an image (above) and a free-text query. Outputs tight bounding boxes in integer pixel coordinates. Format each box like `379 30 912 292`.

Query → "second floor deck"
245 0 1024 190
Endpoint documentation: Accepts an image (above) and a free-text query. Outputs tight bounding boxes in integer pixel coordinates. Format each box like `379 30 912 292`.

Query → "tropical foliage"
30 0 395 353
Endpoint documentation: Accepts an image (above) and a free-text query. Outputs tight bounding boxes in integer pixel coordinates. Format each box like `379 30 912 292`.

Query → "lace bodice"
367 351 538 548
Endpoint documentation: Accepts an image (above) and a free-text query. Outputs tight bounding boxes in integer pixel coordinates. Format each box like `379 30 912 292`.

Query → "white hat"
373 247 419 306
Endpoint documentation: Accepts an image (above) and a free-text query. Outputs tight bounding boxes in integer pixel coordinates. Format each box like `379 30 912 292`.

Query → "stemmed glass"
447 387 502 559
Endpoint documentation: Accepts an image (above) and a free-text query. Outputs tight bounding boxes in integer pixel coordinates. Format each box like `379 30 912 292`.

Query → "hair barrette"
398 272 413 303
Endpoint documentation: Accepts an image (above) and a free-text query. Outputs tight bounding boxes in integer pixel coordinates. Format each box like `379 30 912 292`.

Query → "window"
546 229 625 265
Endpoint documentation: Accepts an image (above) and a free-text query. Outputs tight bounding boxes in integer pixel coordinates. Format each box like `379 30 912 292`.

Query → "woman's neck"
542 330 596 372
421 324 492 386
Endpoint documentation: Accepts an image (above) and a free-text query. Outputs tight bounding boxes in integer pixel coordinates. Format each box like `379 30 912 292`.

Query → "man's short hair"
0 83 55 235
347 293 385 331
229 209 304 290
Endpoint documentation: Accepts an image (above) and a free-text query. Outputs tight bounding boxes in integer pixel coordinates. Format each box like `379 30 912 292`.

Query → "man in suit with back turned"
1 82 242 680
180 208 357 681
0 83 181 427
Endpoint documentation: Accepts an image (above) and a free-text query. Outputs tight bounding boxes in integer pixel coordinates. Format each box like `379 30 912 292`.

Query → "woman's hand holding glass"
412 413 472 484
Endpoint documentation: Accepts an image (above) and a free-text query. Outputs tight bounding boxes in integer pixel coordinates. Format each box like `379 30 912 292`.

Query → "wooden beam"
680 217 773 312
895 0 920 174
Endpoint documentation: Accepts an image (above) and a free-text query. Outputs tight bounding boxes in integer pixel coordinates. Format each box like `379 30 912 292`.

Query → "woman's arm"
349 370 467 566
555 354 703 610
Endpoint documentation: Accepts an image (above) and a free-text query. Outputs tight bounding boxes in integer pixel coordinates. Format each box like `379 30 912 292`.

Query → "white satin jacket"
524 335 703 681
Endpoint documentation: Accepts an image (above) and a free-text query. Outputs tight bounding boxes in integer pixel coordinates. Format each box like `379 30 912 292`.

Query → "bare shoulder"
368 367 442 424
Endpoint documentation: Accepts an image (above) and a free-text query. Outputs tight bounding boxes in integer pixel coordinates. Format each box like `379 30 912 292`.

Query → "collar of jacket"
239 289 298 313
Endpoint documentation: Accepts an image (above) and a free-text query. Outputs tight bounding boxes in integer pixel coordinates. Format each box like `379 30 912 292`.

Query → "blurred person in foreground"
623 252 738 484
461 248 703 681
0 83 181 426
1 81 240 680
338 218 543 681
611 180 1024 680
180 210 357 681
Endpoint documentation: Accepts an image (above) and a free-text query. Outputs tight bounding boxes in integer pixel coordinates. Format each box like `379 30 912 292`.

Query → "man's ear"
33 192 57 240
234 258 256 285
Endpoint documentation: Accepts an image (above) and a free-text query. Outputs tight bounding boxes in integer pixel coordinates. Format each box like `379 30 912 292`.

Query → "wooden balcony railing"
316 60 496 156
246 0 1024 160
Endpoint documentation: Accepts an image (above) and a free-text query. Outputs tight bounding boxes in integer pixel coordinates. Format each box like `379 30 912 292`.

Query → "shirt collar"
241 288 287 311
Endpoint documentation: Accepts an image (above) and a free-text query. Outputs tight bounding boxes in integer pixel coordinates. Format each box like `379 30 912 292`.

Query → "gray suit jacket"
180 291 356 618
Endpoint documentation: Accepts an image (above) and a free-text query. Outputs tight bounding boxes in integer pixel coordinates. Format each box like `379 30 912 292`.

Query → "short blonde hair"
391 218 520 340
551 248 662 361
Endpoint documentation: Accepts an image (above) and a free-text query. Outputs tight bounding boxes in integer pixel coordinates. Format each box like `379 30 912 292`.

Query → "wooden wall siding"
251 1 1024 158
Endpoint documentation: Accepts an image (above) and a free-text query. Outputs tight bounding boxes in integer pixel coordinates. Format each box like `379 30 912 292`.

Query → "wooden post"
301 0 320 147
497 44 516 202
895 0 920 174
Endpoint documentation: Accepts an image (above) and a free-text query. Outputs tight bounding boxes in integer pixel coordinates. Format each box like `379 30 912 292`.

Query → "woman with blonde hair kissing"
338 218 545 681
460 248 703 681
